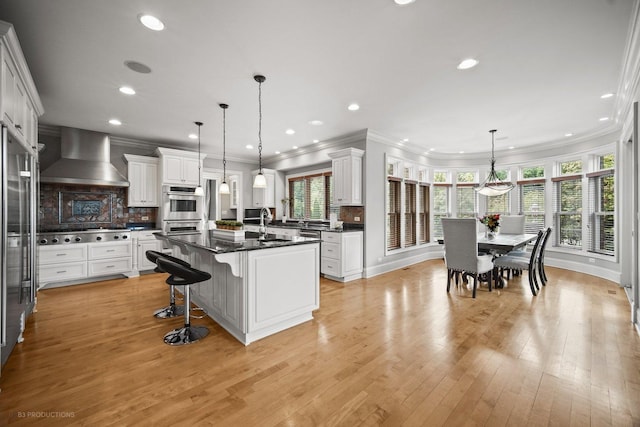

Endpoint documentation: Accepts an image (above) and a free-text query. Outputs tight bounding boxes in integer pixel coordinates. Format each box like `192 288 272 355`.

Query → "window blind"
587 171 614 256
487 193 510 215
432 185 449 239
288 172 333 220
387 178 401 250
518 181 545 234
456 186 477 218
419 184 429 244
404 182 416 247
554 176 582 248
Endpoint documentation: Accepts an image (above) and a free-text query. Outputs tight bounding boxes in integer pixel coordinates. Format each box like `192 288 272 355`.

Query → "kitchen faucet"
258 207 272 239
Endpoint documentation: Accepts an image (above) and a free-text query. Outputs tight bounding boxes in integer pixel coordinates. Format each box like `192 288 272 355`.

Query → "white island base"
166 240 320 345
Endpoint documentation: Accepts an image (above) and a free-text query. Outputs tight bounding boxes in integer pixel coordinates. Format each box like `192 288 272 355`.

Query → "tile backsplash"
39 183 157 231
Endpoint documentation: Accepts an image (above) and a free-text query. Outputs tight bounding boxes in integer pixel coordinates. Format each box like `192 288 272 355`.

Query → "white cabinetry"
156 147 204 186
87 241 133 276
251 169 275 207
0 21 43 147
38 244 88 287
267 226 299 237
132 230 165 272
321 231 363 282
123 154 159 207
230 175 239 209
328 148 364 206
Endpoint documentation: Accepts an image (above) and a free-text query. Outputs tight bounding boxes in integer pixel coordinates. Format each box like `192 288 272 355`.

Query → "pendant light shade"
194 121 204 196
219 103 230 194
253 74 267 188
475 129 514 196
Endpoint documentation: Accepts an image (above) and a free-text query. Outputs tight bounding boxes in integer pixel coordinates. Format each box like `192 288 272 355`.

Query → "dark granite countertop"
154 230 320 254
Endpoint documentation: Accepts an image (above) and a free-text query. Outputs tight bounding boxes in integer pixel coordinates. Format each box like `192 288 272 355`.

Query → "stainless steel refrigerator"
1 125 37 369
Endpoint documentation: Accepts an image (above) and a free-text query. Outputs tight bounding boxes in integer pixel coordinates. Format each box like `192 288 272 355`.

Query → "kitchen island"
154 231 320 345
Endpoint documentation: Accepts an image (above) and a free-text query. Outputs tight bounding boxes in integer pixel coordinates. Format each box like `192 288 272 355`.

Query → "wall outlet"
354 216 361 222
141 216 149 220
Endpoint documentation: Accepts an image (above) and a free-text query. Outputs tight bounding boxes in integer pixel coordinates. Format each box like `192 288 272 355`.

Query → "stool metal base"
163 325 209 346
153 304 184 319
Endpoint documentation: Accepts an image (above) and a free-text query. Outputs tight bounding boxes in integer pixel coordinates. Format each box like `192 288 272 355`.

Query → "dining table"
477 232 538 288
477 233 538 254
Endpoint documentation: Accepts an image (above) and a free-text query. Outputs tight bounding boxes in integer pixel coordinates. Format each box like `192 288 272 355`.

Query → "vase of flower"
479 214 500 240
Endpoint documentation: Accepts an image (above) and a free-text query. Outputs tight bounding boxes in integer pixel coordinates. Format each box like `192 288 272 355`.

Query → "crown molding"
262 129 368 164
618 0 640 140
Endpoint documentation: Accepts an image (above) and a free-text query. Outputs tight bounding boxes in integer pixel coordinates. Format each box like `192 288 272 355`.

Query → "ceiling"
0 0 636 162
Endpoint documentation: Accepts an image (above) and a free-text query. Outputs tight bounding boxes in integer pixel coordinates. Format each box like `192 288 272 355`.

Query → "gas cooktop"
37 229 131 245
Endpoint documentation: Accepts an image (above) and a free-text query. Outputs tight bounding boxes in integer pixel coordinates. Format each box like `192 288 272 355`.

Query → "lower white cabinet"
38 244 88 287
132 230 164 272
87 241 132 276
321 231 363 282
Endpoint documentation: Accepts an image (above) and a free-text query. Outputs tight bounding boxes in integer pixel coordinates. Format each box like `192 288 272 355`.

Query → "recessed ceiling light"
508 146 515 149
312 139 319 143
403 138 409 142
119 86 135 95
347 103 360 111
188 133 197 139
429 148 435 151
139 14 165 31
275 151 281 154
394 0 415 4
599 117 609 121
397 142 403 146
424 151 429 155
292 146 299 149
108 119 122 126
459 151 465 154
565 133 573 137
246 144 253 149
285 129 295 135
600 93 614 99
308 120 323 126
457 58 479 70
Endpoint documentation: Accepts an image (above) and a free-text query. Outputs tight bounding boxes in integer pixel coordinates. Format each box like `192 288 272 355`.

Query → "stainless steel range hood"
40 127 129 187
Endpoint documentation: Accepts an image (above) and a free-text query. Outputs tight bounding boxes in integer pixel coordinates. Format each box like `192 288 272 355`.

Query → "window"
404 181 417 246
485 169 510 215
553 170 582 249
456 171 477 219
387 177 401 250
518 165 545 233
288 172 333 220
418 184 430 244
587 154 614 256
432 185 449 239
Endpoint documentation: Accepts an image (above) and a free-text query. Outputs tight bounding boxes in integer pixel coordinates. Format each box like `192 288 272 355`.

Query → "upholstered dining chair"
442 218 494 298
499 215 526 234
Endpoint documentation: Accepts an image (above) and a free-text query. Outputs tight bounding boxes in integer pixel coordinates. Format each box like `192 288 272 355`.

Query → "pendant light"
253 74 267 188
218 103 230 194
475 129 514 196
194 121 204 196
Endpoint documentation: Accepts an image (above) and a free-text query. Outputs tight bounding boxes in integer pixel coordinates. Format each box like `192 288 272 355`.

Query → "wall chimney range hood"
40 127 129 187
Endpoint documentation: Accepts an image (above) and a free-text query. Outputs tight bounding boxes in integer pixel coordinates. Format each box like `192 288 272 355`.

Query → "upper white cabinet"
123 154 159 207
155 147 204 186
251 169 275 207
0 21 43 149
328 148 364 206
230 175 239 209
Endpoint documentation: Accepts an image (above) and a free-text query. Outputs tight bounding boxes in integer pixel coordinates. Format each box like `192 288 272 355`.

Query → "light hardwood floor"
1 260 639 426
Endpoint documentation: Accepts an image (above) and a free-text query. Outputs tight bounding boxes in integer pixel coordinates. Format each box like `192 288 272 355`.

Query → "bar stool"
155 256 211 346
145 250 189 319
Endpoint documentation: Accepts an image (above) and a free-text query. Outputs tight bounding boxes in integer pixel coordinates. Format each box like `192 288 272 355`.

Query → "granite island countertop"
153 230 320 254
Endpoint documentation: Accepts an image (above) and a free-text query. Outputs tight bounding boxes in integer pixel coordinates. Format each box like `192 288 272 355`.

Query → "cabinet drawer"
39 262 87 282
321 257 340 275
321 231 341 244
136 230 160 240
39 245 87 265
88 257 132 276
88 242 132 260
321 242 340 259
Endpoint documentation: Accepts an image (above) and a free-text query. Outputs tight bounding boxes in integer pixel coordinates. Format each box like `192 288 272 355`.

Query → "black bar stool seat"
156 256 212 346
145 250 190 319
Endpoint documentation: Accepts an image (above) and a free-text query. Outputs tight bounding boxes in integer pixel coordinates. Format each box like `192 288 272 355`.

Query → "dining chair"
506 227 552 286
499 215 525 234
493 230 544 296
442 218 494 298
